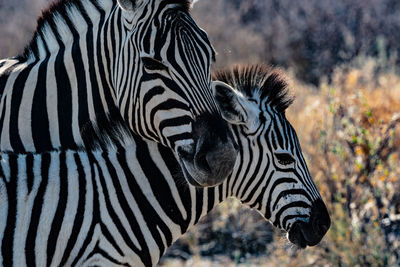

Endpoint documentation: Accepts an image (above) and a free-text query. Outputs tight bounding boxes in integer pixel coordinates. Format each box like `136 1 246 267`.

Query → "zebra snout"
176 130 238 187
288 199 330 248
184 113 239 187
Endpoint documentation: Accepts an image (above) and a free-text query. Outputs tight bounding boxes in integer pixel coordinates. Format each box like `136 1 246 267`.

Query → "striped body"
0 65 330 266
0 136 212 267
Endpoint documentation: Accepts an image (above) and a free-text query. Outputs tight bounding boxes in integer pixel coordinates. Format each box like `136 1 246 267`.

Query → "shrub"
193 0 400 84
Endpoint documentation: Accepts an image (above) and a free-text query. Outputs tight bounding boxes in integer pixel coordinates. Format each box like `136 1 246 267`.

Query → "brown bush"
192 0 400 84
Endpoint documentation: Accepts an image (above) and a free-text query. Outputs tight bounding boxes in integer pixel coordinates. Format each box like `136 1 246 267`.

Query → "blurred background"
1 0 400 266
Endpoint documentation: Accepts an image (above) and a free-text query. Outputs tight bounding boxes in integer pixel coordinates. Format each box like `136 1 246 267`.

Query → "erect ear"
212 81 249 125
117 0 137 11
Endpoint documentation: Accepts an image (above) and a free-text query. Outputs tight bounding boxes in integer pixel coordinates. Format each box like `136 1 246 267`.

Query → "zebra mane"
212 64 294 113
17 0 192 61
81 109 136 152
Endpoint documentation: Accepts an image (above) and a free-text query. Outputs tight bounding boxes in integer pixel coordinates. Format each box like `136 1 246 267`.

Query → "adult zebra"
0 0 238 187
0 64 330 266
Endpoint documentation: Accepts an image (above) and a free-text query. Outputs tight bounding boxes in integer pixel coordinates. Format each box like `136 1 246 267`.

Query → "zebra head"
212 65 330 248
116 0 238 187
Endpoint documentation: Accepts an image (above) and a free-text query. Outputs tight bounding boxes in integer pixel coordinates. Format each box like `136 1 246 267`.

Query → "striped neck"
0 0 123 153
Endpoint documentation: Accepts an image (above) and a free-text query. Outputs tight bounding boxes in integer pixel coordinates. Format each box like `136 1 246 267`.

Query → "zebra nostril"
321 219 330 234
195 152 211 173
312 217 323 236
311 199 331 237
313 216 330 237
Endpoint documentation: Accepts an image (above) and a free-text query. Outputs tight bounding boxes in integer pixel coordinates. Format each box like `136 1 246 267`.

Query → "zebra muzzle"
176 113 239 187
288 199 331 248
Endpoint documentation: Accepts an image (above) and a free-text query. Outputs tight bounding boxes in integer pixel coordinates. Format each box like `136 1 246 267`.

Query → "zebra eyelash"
275 152 295 165
141 56 169 71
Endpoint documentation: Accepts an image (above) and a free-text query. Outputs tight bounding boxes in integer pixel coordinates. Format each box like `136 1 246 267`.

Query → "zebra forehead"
212 64 294 113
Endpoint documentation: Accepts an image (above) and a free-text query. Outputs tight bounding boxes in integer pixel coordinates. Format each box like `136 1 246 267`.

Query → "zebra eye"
275 152 295 165
141 57 168 71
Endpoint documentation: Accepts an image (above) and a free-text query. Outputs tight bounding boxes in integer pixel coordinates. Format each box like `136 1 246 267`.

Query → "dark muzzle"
288 199 331 248
186 113 238 187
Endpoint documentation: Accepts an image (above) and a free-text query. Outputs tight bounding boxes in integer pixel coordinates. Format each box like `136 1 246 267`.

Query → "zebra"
0 0 238 187
0 64 330 266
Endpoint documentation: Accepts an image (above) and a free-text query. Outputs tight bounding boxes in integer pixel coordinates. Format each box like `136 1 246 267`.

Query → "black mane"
212 64 294 113
17 0 192 61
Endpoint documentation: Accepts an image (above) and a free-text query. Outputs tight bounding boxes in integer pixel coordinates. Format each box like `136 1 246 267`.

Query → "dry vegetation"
192 0 400 84
280 57 400 266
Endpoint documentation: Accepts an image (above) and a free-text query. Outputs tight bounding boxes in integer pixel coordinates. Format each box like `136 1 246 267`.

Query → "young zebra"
0 64 330 266
0 0 237 187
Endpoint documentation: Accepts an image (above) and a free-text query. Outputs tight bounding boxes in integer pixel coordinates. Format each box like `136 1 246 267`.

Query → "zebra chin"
287 199 331 248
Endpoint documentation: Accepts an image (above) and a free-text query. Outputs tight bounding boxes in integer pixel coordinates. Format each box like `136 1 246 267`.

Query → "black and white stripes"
0 0 330 264
0 133 220 266
0 0 218 152
0 64 330 266
212 65 330 248
0 0 238 187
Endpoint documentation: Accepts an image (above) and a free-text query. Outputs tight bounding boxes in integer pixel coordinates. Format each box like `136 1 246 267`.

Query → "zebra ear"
117 0 137 11
212 81 248 125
